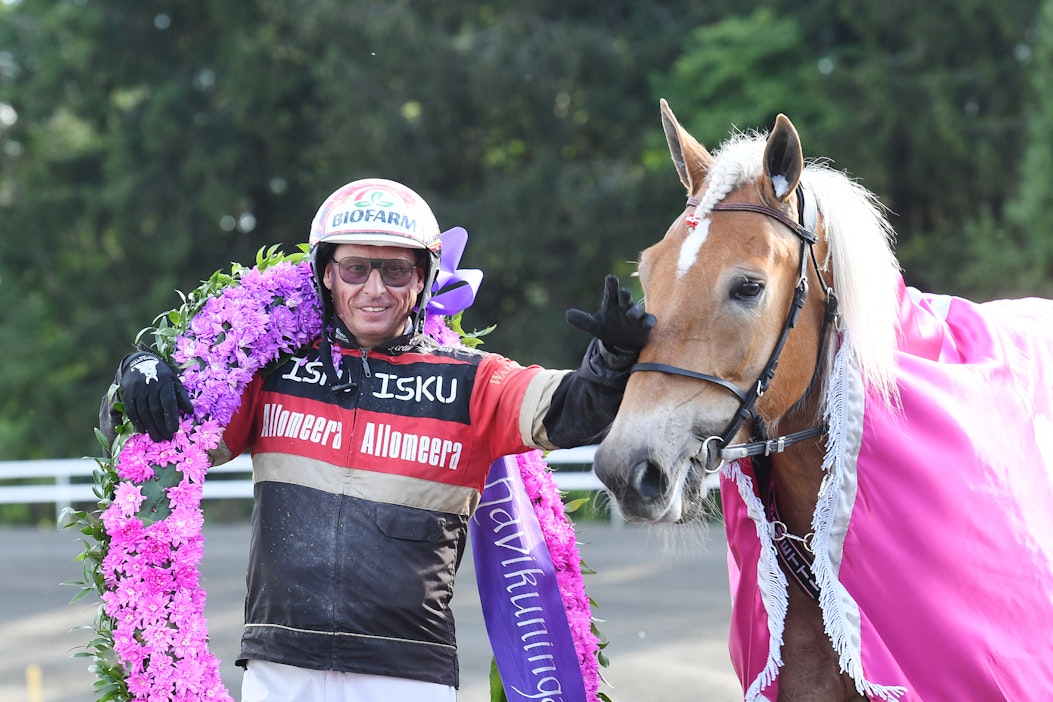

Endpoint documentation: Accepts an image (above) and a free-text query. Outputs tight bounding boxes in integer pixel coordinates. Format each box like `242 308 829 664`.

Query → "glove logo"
130 357 161 384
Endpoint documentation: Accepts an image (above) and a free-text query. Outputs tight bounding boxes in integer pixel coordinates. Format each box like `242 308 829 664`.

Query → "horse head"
594 101 843 523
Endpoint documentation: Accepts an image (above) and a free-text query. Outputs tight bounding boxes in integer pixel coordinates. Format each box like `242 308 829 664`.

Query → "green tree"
794 0 1039 295
0 0 1045 461
651 1 1041 295
0 0 715 459
648 9 849 158
955 0 1053 299
0 2 320 458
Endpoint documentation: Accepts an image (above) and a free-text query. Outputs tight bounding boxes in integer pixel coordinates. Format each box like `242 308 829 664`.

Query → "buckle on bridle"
763 437 786 456
700 435 725 474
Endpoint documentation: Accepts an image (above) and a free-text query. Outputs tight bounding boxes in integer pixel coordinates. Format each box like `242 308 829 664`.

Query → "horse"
592 100 1053 701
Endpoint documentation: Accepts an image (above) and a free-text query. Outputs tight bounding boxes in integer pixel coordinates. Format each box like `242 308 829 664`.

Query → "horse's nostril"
629 460 667 501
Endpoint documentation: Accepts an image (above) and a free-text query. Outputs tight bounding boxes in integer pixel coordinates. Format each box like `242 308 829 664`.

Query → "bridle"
631 183 840 469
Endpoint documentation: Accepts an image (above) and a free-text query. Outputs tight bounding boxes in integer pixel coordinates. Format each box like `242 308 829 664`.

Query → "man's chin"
343 318 399 347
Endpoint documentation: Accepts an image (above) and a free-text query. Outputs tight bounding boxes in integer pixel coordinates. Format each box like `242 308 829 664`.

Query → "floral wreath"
70 242 605 702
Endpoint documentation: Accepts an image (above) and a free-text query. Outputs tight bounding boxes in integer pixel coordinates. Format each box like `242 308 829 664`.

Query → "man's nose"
363 267 387 292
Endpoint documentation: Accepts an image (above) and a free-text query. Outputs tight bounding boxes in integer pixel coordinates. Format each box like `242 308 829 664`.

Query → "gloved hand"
118 351 194 442
566 274 656 354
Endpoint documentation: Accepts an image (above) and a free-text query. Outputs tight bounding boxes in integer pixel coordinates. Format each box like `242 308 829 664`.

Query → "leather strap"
767 482 822 600
630 362 748 402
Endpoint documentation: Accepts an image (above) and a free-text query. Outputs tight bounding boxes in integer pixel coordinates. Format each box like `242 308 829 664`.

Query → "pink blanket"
722 278 1053 701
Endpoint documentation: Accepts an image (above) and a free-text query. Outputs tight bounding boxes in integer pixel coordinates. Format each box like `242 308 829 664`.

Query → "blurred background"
2 0 1052 478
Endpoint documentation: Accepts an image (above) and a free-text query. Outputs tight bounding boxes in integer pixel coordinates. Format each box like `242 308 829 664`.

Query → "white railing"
0 446 604 525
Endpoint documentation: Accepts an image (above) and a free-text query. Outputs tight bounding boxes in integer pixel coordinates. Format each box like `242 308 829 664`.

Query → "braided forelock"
691 133 767 220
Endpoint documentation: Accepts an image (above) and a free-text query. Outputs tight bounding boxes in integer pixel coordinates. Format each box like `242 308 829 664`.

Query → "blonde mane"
693 134 902 402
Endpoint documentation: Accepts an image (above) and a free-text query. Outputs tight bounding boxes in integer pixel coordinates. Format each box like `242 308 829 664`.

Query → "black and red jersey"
211 330 628 686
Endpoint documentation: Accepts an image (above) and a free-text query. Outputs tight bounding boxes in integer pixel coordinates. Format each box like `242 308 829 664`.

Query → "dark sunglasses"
332 256 418 287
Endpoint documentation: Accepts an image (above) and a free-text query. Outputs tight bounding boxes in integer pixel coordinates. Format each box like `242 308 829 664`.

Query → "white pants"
241 660 458 702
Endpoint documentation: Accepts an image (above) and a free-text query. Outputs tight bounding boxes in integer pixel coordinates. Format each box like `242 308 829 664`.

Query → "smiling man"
101 178 655 702
324 244 423 348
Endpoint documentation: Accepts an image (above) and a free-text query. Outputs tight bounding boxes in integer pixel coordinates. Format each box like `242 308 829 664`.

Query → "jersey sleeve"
519 338 633 449
468 354 546 459
213 373 263 464
471 339 632 456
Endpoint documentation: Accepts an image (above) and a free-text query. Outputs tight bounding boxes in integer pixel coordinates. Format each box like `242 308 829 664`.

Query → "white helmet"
309 178 443 326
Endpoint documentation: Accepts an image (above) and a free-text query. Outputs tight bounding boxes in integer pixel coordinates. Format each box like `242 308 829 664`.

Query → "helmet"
309 178 443 327
309 178 441 252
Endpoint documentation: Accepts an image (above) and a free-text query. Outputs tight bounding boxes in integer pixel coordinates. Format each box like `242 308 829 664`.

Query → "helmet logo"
329 199 418 233
354 189 395 209
326 185 416 231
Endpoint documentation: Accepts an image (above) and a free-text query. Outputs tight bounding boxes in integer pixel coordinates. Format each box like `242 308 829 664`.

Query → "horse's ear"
763 114 803 202
660 99 714 195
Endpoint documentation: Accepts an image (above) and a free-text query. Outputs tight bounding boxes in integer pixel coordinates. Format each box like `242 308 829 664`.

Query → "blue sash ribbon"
470 456 588 702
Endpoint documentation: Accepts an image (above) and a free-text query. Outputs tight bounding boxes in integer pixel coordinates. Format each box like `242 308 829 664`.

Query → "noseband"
631 183 839 466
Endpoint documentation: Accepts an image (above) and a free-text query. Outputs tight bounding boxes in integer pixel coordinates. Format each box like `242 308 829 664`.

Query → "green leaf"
445 312 496 349
94 427 113 454
135 463 184 525
488 657 509 702
68 587 99 604
562 496 591 513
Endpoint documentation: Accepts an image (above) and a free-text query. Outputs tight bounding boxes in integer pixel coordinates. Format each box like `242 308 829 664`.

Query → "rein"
631 183 838 468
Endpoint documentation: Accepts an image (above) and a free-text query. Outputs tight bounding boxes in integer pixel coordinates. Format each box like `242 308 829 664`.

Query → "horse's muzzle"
594 444 688 523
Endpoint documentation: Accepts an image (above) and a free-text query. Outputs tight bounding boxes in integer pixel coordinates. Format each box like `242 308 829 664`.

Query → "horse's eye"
732 279 764 300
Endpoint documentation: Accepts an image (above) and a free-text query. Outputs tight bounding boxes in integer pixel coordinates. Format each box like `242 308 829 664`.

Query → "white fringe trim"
722 460 786 701
727 332 907 701
813 334 907 701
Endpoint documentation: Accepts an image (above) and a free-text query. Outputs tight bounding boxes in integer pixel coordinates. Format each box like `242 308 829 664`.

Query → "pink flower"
515 449 601 696
423 313 462 346
112 482 146 517
115 440 157 483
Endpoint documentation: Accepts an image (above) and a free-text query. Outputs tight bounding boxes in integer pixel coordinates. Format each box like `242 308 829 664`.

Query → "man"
102 178 654 702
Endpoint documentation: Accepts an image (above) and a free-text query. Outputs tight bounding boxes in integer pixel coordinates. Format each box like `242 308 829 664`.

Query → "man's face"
324 243 425 348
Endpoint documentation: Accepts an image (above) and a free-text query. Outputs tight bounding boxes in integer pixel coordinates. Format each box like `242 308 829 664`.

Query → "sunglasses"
331 256 418 287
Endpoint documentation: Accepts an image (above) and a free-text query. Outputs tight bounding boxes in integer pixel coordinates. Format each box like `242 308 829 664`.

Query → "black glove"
118 351 194 442
566 274 656 354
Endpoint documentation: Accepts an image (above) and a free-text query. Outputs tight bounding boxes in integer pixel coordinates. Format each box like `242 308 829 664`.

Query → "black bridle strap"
630 362 748 402
712 237 810 448
630 236 810 450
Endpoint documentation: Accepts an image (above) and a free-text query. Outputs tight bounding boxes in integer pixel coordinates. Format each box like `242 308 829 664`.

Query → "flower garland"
514 449 603 701
74 246 603 702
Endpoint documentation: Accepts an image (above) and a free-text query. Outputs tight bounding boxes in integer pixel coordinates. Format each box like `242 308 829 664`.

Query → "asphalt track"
1 519 742 702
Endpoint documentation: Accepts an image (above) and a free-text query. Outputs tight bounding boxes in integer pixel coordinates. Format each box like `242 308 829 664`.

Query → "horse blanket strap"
766 482 821 601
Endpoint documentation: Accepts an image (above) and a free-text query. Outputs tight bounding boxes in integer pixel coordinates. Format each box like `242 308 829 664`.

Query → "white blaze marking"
677 217 710 277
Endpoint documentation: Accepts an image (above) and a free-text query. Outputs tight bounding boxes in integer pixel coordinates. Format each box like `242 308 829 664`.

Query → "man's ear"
323 264 336 292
